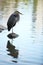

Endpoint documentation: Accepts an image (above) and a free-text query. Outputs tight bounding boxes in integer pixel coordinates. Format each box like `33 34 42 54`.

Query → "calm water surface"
0 0 43 65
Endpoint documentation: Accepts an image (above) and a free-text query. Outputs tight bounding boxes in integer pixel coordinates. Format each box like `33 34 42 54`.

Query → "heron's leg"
12 28 13 33
11 39 13 44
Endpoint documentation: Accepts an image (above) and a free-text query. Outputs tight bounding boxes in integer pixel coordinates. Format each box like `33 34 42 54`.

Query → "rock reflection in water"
6 40 19 59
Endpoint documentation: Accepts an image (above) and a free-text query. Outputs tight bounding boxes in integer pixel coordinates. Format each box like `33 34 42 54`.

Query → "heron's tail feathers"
7 27 10 31
8 29 10 31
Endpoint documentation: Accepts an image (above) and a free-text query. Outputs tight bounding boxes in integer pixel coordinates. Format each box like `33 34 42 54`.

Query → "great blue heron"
7 11 22 33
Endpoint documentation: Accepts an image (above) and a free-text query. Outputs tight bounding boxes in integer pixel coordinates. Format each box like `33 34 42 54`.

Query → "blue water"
0 0 43 65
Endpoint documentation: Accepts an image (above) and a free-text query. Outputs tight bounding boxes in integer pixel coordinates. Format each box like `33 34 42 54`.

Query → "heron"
7 11 22 33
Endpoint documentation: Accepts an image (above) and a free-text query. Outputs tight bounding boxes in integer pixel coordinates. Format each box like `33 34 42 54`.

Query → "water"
0 0 43 65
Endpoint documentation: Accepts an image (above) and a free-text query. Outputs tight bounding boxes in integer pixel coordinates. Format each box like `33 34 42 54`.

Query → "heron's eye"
14 15 17 17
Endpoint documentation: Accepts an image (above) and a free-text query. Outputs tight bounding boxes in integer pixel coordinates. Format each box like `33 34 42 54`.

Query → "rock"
0 25 7 32
0 25 7 29
7 33 19 39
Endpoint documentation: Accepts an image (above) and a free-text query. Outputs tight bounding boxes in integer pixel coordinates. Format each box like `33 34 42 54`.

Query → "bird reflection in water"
6 40 19 63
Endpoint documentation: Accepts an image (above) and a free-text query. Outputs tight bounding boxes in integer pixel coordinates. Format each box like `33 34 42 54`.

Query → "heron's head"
14 11 23 15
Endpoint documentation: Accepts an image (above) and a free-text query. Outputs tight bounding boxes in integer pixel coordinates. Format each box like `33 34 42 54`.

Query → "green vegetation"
33 0 38 13
0 0 29 11
0 0 38 14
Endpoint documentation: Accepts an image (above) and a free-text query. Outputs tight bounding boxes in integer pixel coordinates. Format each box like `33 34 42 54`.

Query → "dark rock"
0 25 7 33
7 33 19 39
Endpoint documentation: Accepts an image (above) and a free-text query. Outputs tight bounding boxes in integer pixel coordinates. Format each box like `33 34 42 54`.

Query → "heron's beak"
19 12 23 15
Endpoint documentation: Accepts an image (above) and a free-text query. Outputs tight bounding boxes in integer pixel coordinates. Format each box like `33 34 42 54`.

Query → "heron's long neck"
15 14 20 22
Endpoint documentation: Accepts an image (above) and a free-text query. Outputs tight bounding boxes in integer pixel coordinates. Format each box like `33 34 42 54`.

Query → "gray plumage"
7 11 20 31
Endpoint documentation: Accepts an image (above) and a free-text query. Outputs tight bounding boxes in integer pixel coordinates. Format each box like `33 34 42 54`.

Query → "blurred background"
0 0 43 65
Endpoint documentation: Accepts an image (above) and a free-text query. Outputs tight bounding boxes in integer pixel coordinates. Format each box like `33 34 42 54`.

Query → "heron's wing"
7 14 16 27
14 14 20 22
